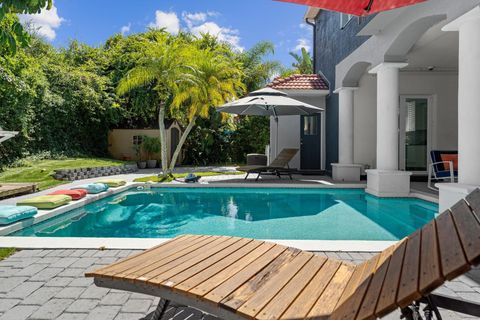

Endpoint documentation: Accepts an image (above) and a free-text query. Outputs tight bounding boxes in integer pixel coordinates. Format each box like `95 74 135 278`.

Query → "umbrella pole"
275 117 279 159
272 107 279 160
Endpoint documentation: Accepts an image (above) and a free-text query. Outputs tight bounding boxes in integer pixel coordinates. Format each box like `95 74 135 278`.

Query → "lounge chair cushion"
71 183 109 194
236 165 268 172
17 195 71 210
440 153 458 171
48 189 87 200
96 179 126 187
0 205 37 225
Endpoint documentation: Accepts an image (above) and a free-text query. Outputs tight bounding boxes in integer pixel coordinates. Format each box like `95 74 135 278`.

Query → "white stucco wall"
353 71 458 170
270 94 326 170
335 0 480 89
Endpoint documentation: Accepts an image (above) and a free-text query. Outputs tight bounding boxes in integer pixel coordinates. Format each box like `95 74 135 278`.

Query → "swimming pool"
11 187 438 240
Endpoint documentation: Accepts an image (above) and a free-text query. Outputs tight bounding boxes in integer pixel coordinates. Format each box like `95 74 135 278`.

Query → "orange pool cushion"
48 189 87 200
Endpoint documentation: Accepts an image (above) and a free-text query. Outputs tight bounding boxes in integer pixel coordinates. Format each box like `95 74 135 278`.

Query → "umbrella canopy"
217 88 323 117
0 127 18 143
275 0 426 16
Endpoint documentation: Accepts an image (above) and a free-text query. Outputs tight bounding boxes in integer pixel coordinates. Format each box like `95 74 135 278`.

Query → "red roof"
267 74 329 90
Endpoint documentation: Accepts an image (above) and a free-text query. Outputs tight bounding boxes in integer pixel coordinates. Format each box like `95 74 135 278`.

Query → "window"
133 135 143 145
340 13 354 29
303 116 318 135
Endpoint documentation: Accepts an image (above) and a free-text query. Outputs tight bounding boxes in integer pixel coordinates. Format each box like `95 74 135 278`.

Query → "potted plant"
133 143 146 169
142 135 161 168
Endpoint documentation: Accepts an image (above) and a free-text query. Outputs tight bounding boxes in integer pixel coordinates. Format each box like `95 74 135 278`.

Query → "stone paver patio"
0 249 478 320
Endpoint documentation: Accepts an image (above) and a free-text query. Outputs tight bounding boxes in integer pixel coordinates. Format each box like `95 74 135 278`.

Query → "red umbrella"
275 0 426 16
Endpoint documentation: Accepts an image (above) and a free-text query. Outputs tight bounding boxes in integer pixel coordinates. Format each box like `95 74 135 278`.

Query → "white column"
336 87 356 164
332 87 362 182
369 63 407 170
438 6 480 211
366 62 411 197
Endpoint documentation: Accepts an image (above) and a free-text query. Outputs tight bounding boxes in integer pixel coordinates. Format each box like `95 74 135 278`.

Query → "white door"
399 96 433 174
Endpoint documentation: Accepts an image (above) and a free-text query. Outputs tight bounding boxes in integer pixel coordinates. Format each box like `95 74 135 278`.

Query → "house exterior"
108 120 183 165
267 74 329 171
297 0 480 207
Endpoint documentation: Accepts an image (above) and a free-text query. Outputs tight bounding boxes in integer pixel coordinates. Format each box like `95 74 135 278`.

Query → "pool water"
11 188 438 240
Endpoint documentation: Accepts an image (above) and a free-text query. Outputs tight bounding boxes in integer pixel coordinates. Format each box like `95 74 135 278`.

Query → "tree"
116 34 197 174
0 0 52 55
289 47 313 74
170 47 245 171
236 41 282 92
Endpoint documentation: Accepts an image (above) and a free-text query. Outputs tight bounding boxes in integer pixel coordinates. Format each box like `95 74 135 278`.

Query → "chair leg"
428 165 436 191
245 172 249 180
256 172 261 181
150 298 170 320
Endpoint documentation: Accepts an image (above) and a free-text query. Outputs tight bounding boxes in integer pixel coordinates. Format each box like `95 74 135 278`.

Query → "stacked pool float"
0 180 127 226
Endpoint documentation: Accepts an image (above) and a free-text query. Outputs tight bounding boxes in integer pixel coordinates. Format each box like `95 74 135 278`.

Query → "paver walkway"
0 249 478 319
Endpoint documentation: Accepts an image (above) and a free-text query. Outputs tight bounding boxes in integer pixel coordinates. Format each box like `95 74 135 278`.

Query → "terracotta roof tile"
267 74 329 90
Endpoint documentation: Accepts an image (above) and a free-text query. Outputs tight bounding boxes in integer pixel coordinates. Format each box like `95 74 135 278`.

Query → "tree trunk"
169 116 197 171
158 103 169 174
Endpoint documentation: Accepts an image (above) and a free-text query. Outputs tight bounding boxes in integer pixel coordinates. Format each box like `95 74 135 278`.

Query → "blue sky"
19 0 312 67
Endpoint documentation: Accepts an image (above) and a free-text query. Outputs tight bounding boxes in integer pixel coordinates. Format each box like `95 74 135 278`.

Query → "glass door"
399 96 432 173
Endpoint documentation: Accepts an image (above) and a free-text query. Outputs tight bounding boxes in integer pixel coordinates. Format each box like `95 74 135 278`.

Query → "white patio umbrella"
0 127 18 143
217 87 324 157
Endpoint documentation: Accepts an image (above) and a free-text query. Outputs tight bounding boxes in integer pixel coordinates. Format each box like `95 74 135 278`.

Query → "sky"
18 0 312 68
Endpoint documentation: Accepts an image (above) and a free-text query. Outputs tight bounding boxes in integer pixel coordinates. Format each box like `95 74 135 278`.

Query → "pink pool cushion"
48 189 87 200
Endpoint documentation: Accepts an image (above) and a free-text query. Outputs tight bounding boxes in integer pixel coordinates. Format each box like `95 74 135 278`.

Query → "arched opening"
385 14 447 62
342 61 372 87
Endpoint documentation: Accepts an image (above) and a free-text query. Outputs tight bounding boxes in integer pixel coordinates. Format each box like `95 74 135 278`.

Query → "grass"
0 158 128 190
134 171 244 183
0 248 16 260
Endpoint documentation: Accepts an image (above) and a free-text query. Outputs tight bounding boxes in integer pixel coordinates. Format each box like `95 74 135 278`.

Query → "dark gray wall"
314 12 373 173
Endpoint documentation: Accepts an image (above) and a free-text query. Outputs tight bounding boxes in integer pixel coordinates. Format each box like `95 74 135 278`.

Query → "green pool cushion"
0 205 37 225
96 179 126 187
71 183 109 194
17 195 71 210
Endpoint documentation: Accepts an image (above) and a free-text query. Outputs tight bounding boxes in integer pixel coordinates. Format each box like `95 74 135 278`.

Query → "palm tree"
169 48 245 170
116 34 197 174
289 47 313 74
237 41 282 91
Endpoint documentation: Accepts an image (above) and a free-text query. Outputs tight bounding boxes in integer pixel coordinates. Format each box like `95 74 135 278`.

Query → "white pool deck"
0 168 438 252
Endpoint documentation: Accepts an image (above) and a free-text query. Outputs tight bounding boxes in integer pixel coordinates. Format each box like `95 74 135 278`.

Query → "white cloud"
294 38 311 52
19 3 64 41
148 11 180 35
147 10 243 51
190 21 243 51
182 11 218 28
121 23 131 35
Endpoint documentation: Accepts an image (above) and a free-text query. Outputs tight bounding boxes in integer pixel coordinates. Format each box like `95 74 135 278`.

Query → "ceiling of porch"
404 23 459 72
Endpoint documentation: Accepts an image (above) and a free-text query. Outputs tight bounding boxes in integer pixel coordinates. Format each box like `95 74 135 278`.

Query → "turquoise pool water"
11 187 438 240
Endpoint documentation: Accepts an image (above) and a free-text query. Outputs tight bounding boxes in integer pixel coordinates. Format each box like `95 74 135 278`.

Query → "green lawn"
0 158 128 190
0 248 16 260
134 171 244 183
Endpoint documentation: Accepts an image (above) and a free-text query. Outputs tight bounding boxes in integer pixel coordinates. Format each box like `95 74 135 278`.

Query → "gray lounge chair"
237 148 298 181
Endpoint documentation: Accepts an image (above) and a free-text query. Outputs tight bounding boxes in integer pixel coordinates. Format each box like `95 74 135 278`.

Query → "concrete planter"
147 160 157 168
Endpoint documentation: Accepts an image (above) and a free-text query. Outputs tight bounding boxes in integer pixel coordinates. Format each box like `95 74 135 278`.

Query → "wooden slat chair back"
331 188 480 320
269 148 298 168
87 189 480 320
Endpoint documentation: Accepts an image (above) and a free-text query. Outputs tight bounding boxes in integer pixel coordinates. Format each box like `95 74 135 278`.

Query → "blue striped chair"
428 150 458 190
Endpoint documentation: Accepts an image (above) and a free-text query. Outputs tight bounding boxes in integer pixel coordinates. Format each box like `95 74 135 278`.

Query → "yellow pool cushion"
17 195 71 210
96 179 126 187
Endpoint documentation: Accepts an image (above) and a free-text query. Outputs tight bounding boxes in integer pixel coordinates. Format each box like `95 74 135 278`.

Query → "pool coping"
0 236 397 252
0 182 437 252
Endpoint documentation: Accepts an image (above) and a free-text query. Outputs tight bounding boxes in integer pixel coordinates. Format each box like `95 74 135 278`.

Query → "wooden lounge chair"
237 148 298 181
86 189 480 320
